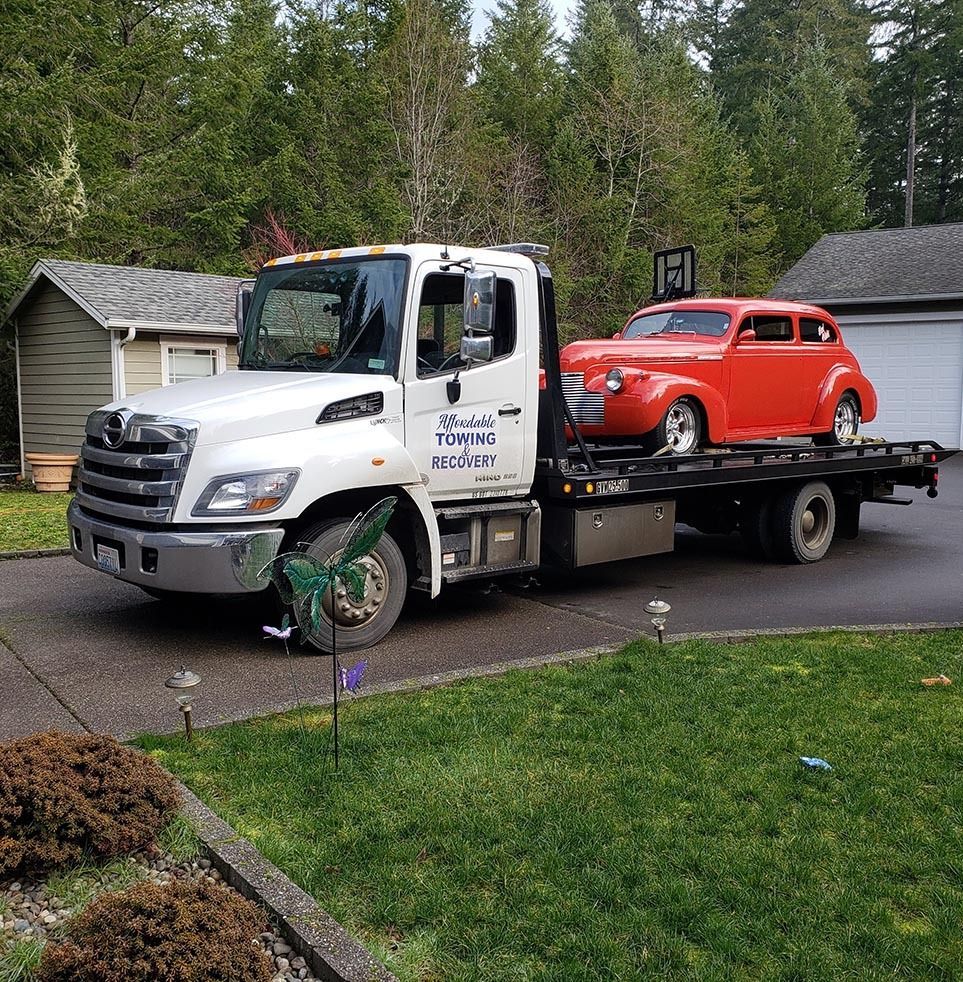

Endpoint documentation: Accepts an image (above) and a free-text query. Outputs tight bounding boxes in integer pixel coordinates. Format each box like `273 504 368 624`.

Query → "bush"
36 879 273 982
0 731 180 876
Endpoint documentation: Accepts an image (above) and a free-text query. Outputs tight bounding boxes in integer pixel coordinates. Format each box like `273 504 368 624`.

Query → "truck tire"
814 393 859 446
771 481 836 563
740 496 776 560
644 397 701 455
283 518 407 653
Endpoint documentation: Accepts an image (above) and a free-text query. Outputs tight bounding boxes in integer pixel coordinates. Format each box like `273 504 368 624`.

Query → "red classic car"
558 298 877 455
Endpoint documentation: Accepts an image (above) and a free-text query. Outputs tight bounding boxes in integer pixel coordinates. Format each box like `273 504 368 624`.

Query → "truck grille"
77 411 198 523
560 373 605 426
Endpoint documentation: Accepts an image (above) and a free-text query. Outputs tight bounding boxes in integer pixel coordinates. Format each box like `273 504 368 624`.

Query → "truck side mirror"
460 335 493 364
736 328 757 343
236 280 255 338
464 269 495 333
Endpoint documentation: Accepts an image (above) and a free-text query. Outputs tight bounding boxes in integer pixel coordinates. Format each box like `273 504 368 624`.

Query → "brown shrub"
36 879 273 982
0 731 180 875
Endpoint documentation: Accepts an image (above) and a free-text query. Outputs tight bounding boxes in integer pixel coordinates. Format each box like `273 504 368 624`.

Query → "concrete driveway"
2 457 961 741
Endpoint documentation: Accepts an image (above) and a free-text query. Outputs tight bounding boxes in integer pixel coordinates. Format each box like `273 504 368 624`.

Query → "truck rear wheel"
771 481 836 563
284 518 407 653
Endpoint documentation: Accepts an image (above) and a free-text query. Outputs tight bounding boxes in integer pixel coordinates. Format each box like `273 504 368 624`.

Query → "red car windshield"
623 310 731 339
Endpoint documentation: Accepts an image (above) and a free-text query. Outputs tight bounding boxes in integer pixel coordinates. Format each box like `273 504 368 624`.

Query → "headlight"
192 469 300 516
605 368 624 393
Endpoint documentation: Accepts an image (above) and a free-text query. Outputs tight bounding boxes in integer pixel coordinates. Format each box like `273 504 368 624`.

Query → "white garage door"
836 315 963 448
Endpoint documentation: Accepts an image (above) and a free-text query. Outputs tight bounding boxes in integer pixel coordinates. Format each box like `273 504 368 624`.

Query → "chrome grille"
560 373 605 426
77 411 198 523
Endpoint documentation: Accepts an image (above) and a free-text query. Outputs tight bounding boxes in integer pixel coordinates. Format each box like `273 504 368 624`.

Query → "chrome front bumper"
67 500 284 594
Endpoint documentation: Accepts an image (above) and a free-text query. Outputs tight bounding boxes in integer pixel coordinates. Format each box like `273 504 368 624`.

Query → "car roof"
628 297 835 321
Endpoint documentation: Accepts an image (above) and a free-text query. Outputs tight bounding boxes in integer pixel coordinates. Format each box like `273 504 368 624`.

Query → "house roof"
5 259 246 334
769 223 963 306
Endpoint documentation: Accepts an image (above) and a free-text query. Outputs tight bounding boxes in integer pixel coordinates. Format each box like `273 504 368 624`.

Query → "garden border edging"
0 548 71 561
176 782 395 982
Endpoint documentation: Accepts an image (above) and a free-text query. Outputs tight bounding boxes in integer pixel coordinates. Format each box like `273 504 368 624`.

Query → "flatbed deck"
536 441 957 503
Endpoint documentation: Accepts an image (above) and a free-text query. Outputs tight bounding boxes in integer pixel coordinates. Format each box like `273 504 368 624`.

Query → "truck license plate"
596 479 629 494
96 544 121 575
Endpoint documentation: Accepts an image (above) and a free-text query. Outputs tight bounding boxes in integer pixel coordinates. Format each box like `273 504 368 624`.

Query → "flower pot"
24 452 79 492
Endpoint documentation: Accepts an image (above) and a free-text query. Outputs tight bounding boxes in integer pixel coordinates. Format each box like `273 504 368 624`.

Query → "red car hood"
560 337 726 374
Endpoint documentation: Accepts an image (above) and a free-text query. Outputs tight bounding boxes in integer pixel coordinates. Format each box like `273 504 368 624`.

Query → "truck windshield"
240 258 407 376
623 310 731 338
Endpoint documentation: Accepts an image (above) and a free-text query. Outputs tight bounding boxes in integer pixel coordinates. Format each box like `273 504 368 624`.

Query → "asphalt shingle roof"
28 259 243 329
769 223 963 304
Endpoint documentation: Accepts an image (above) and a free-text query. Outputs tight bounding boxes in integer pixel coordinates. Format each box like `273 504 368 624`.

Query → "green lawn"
0 489 72 551
141 632 963 980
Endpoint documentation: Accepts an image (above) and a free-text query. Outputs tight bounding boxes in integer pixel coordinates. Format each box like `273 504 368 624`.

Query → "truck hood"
561 337 725 373
105 370 398 446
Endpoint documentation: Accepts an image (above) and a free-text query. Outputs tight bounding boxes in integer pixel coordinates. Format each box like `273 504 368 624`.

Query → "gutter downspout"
110 326 136 401
13 321 26 479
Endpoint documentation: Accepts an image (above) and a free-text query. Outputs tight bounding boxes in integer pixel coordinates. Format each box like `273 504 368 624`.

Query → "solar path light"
165 667 201 741
644 598 672 645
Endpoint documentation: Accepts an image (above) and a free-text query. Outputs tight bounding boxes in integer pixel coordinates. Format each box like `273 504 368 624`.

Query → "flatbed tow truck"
68 243 957 650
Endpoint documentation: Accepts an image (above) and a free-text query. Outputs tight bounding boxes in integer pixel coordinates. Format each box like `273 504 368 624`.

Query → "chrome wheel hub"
666 403 698 454
834 401 857 439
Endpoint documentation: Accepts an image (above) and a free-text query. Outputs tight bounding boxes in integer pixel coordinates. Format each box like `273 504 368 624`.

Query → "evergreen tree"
476 0 562 151
750 43 866 266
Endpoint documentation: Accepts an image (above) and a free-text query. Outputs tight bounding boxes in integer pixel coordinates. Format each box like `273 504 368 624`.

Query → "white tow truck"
68 243 954 651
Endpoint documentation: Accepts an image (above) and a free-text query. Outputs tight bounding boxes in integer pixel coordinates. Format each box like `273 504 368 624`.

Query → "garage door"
836 317 963 448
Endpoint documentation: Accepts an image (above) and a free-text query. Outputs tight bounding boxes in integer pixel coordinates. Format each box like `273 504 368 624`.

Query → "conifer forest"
1 0 960 334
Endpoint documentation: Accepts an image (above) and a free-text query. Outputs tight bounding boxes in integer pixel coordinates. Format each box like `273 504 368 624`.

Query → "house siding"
16 282 113 468
124 333 238 396
124 334 163 395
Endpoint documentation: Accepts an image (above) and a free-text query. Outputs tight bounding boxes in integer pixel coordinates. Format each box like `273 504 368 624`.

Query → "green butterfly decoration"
260 496 397 642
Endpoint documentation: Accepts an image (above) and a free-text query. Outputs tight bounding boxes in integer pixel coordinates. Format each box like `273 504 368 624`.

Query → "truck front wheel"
771 481 836 563
284 518 407 653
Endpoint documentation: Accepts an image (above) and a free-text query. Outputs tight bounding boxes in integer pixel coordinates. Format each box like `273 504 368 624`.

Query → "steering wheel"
417 356 437 372
286 351 330 362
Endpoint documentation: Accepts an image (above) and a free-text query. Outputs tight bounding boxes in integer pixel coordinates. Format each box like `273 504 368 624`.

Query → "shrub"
36 880 273 982
0 731 180 875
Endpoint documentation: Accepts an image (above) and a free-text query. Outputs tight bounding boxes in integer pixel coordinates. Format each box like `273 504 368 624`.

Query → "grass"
45 856 146 915
141 631 963 980
0 489 72 551
0 938 45 981
156 812 202 864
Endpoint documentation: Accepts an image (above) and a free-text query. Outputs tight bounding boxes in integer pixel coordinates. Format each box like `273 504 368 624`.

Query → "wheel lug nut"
336 589 346 599
339 602 350 613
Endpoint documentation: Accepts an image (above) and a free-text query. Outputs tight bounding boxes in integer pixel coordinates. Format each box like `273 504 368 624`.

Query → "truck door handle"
499 406 522 416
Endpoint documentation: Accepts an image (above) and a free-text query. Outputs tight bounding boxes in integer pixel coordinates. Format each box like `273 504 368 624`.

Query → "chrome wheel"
833 398 858 441
664 401 699 454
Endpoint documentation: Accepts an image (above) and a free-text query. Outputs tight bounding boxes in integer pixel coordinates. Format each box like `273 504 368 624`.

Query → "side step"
441 559 539 585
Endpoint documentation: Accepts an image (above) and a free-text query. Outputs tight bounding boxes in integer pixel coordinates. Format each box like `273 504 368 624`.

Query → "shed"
4 260 244 477
770 224 963 448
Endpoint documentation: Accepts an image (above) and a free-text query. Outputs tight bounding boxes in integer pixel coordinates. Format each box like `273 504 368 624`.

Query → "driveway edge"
177 782 396 982
0 548 71 561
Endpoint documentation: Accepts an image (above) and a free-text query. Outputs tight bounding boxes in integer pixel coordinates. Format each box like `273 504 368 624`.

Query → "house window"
162 342 227 386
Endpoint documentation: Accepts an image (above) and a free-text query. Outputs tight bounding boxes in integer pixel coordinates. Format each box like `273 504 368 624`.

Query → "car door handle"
499 406 522 416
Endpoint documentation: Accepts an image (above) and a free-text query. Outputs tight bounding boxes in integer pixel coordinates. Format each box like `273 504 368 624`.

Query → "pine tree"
476 0 563 151
750 43 866 267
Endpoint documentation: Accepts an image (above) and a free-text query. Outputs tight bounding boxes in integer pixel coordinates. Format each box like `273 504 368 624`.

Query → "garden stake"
331 576 339 770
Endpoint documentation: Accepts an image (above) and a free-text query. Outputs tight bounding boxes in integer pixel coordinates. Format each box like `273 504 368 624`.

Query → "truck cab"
68 245 550 649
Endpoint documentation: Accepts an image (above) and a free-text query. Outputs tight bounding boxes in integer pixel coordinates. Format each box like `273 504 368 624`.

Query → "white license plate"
96 544 121 575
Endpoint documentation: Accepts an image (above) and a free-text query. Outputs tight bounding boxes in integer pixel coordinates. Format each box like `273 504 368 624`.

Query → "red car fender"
810 367 878 430
583 369 728 442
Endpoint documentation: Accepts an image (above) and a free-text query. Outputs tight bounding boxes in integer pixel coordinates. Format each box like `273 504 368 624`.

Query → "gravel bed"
0 844 319 982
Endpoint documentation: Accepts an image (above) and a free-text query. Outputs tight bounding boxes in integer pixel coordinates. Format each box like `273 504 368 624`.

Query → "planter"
24 452 79 492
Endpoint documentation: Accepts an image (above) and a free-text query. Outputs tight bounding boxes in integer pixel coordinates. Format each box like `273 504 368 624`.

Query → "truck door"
403 263 530 501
